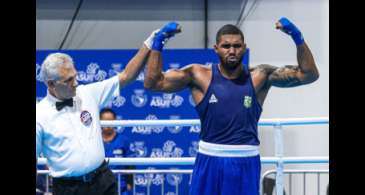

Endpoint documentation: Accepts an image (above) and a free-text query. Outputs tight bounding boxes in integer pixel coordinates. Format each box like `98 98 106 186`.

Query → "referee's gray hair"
40 53 74 84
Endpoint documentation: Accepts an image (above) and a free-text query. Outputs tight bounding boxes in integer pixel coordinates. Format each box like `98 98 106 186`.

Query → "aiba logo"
163 140 184 157
87 63 107 81
112 95 126 107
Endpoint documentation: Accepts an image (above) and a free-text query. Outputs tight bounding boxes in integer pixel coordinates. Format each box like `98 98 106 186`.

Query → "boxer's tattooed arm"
255 64 304 88
256 64 278 75
268 65 303 87
267 43 319 88
256 43 319 88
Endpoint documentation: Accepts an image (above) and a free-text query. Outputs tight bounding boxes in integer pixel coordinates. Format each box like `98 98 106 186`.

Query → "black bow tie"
56 98 74 111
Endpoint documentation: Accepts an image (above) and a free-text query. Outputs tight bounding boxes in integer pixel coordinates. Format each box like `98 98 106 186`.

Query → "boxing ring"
37 117 329 195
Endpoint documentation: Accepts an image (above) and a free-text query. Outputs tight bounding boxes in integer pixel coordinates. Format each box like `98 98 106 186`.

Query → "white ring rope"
37 156 329 166
37 169 194 174
100 117 329 127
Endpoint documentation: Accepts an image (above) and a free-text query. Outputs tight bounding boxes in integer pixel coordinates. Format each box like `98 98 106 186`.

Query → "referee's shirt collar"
46 91 75 110
46 91 63 103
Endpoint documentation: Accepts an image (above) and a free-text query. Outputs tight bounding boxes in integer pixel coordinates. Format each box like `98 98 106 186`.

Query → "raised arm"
144 50 196 92
118 45 150 88
118 29 162 88
265 43 319 87
259 17 319 88
144 22 194 93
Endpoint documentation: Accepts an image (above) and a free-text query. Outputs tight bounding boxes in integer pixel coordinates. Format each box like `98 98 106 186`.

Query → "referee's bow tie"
56 98 74 111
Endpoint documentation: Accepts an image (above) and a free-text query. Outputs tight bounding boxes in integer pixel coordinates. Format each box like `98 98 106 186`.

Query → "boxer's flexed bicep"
268 65 307 87
272 17 319 86
159 65 195 93
145 63 197 93
254 64 312 88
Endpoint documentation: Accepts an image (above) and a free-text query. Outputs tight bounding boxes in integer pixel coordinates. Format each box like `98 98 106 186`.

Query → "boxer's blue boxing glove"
278 17 304 46
152 21 182 52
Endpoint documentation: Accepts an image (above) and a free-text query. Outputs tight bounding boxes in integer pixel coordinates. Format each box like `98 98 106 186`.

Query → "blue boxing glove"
152 21 182 52
277 17 304 46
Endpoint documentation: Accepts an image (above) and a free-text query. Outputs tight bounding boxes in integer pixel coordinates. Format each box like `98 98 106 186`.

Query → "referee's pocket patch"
80 110 93 127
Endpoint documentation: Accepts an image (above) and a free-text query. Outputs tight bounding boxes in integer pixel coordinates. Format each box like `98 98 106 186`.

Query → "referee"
36 23 170 195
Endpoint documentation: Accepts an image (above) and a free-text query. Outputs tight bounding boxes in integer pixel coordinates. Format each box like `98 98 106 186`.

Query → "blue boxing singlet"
195 63 262 145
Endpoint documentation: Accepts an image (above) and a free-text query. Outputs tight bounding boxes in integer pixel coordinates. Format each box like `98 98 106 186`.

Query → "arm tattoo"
256 64 279 75
268 65 302 87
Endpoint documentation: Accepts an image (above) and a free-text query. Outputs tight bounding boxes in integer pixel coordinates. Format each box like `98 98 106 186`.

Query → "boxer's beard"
220 55 243 70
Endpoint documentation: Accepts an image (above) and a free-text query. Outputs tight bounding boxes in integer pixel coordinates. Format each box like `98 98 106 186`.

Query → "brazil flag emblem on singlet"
244 96 252 108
